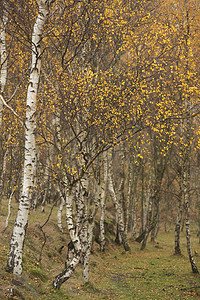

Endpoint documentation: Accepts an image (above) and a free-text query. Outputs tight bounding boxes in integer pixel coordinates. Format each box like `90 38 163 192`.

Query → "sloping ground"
0 198 200 299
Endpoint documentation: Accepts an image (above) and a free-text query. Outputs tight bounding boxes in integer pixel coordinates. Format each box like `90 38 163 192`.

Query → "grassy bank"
0 197 200 299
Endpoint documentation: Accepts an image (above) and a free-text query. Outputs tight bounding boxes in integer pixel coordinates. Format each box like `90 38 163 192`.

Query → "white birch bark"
125 160 133 235
54 175 95 288
140 189 153 250
57 195 64 232
0 1 8 126
79 177 89 265
83 186 99 284
183 8 198 273
53 186 82 289
53 112 66 231
4 186 16 231
100 151 107 251
132 192 138 239
118 143 126 240
184 168 198 273
0 1 8 206
196 153 200 243
131 165 140 239
107 149 130 251
143 188 149 231
7 0 50 275
135 169 152 244
55 113 64 229
183 112 198 273
174 177 183 255
140 165 145 233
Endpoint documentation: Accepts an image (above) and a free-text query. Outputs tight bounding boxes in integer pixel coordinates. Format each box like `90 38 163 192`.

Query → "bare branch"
0 94 24 127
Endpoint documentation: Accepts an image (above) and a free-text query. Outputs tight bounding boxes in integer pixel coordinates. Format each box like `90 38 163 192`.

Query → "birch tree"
7 0 54 275
0 1 8 205
100 151 108 252
107 148 130 251
0 0 8 124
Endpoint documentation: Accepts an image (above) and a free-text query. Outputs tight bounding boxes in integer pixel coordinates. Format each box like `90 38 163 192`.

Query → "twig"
0 94 24 127
180 286 200 290
2 186 16 232
38 199 58 263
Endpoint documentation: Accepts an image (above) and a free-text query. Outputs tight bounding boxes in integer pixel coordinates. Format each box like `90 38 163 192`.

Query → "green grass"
0 197 200 299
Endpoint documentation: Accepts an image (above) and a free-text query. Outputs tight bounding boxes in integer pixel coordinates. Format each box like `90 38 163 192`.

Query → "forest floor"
0 198 200 299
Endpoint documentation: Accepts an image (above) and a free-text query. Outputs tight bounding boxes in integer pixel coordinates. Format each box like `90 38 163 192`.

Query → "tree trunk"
119 143 126 237
174 191 183 255
0 140 10 204
7 0 50 275
132 193 138 239
83 190 99 284
100 151 107 252
78 178 89 265
196 152 200 243
183 112 198 273
140 191 153 250
107 149 130 251
126 161 133 234
0 0 8 125
182 7 198 274
184 169 198 273
132 166 140 238
141 164 145 233
0 1 8 208
54 251 81 290
53 186 82 289
150 198 160 243
136 171 153 244
57 195 65 232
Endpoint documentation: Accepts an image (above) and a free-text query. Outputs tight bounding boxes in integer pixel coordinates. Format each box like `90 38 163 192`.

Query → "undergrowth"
0 198 200 299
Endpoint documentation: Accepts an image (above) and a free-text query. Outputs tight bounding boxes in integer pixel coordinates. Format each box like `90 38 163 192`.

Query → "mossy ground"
0 197 200 299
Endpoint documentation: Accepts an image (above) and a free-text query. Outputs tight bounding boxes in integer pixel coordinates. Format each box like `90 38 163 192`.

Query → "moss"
30 268 48 282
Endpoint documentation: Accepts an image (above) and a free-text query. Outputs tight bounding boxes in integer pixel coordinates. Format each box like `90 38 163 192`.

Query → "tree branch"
0 94 24 127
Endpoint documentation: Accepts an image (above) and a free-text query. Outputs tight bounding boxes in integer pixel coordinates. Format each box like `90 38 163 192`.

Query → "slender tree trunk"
78 178 88 265
132 193 138 239
174 190 183 255
183 112 198 273
0 0 8 125
150 197 160 243
141 164 145 233
0 1 8 208
132 166 140 238
7 0 50 275
83 187 99 284
57 195 64 232
140 191 153 250
155 212 160 239
125 161 133 235
0 139 9 203
119 143 126 236
53 186 82 289
54 252 81 290
100 151 107 252
182 7 198 274
136 170 153 244
196 152 200 243
184 168 198 273
107 150 130 251
4 186 16 231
